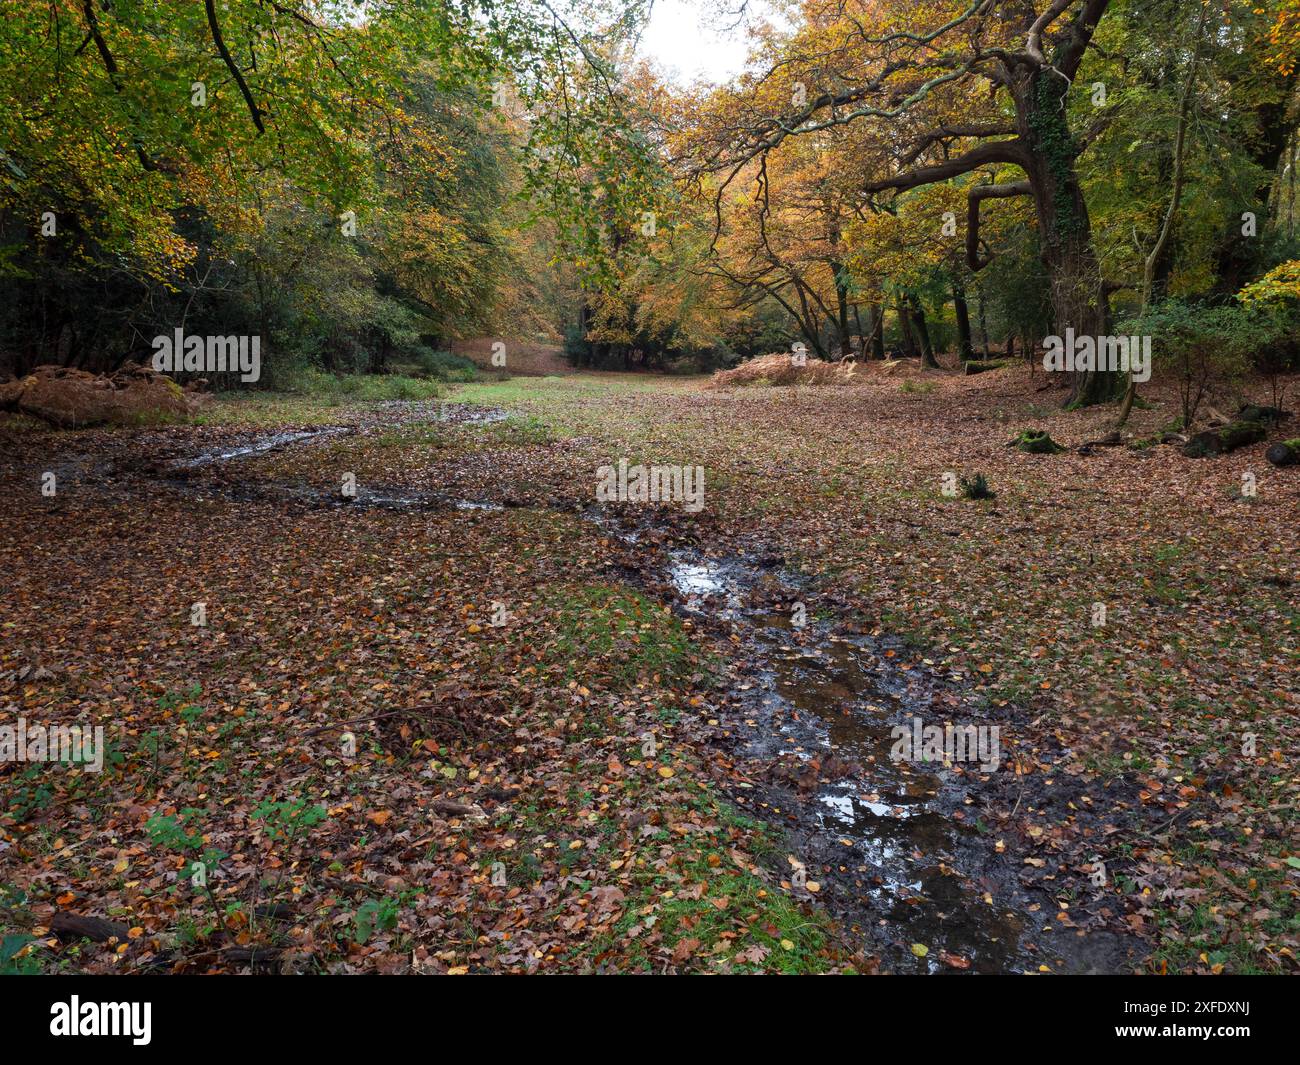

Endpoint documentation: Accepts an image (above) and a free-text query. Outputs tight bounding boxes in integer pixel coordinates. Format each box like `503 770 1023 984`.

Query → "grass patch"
484 414 560 447
595 798 843 974
542 584 709 690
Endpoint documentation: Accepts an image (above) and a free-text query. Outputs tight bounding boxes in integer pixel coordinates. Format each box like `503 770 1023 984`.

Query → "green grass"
484 414 561 447
542 584 708 689
191 372 446 426
289 369 443 403
451 373 689 407
494 762 846 973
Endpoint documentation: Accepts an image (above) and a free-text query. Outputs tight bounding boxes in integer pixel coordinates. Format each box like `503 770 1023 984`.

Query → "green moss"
1011 428 1066 454
1184 420 1266 458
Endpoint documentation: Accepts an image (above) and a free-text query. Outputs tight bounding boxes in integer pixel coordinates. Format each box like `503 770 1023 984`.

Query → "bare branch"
967 179 1032 270
901 124 1019 167
1026 0 1075 66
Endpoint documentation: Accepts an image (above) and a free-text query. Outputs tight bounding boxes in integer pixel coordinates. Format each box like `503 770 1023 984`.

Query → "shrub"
1118 301 1279 429
960 472 995 499
408 348 478 382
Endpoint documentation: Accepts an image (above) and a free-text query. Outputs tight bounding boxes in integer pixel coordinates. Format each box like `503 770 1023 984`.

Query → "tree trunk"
1212 65 1299 294
910 297 938 369
1016 71 1123 406
952 280 974 361
896 299 918 358
975 281 990 357
870 304 885 359
830 259 852 358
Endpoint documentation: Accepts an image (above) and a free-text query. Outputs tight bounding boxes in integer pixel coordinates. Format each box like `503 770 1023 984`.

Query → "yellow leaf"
911 943 929 957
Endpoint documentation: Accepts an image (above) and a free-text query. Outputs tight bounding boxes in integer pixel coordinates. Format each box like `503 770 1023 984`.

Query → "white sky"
637 0 766 86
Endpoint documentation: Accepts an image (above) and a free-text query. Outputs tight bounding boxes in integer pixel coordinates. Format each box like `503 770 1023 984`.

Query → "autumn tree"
684 0 1157 405
0 0 653 375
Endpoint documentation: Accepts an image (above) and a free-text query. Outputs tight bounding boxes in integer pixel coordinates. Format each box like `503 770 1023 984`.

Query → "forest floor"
1 364 1296 974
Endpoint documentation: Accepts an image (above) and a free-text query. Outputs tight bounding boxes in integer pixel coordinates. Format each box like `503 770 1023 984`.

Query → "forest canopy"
1 0 1296 402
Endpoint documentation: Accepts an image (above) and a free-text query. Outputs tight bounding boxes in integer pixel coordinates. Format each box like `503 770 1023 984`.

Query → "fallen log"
50 912 130 943
1184 419 1266 458
963 358 1010 375
1078 431 1123 455
1237 403 1289 425
429 798 486 818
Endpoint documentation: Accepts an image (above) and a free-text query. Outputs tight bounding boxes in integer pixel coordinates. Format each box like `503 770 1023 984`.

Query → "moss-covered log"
1237 404 1289 425
1183 420 1266 458
963 359 1011 375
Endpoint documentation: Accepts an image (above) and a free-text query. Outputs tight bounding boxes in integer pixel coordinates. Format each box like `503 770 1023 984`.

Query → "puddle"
365 401 508 426
171 403 507 470
174 427 352 468
151 404 511 513
158 477 504 514
667 552 746 618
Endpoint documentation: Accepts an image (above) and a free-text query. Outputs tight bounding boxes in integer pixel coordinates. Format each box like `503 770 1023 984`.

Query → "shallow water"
163 405 508 512
173 427 352 468
662 533 1147 973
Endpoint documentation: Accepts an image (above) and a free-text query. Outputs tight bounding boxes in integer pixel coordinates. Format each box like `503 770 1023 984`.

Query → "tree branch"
81 0 121 90
864 140 1028 194
206 0 266 135
967 179 1033 270
900 124 1018 167
1026 0 1075 67
80 1 165 171
1053 0 1112 81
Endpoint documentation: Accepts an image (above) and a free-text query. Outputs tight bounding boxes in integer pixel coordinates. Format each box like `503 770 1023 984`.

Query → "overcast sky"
637 0 770 86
